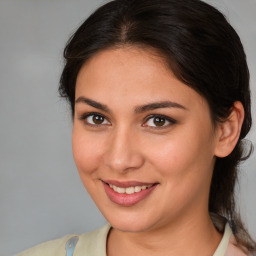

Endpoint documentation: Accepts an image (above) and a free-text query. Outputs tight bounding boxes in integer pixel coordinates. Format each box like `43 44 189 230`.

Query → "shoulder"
16 224 111 256
16 234 74 256
75 223 110 255
226 235 254 256
211 214 254 256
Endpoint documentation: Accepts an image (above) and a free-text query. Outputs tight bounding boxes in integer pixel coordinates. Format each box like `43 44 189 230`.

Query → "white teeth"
110 184 153 194
125 187 135 194
134 186 141 192
116 187 125 193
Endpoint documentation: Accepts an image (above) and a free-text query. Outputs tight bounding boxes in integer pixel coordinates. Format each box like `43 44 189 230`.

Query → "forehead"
77 46 169 88
75 46 207 111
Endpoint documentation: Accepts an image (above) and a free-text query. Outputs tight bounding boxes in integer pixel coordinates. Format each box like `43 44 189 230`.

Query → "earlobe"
214 101 244 158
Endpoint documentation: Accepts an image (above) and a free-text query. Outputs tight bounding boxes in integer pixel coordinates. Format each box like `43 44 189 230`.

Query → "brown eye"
92 115 105 124
143 115 176 128
153 117 166 126
81 113 110 126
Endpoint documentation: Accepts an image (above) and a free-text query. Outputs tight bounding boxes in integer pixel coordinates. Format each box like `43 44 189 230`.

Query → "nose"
103 126 144 173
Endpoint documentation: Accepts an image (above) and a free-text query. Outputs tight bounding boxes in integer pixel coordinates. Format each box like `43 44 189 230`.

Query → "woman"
18 0 256 255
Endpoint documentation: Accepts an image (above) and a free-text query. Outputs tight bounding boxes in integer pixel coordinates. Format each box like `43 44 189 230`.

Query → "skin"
72 46 244 256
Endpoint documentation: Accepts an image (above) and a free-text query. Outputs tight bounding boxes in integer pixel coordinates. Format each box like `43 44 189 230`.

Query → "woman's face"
73 47 219 232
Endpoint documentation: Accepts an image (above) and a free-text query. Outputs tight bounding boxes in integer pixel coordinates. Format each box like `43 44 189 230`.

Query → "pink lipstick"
102 180 158 207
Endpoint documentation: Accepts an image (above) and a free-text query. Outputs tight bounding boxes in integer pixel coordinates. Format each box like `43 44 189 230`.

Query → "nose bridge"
104 124 144 173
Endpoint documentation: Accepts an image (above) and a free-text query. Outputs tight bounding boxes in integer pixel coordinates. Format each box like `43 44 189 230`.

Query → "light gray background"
0 0 255 255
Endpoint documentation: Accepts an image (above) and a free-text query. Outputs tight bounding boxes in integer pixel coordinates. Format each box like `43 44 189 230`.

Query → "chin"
102 209 158 233
111 221 152 233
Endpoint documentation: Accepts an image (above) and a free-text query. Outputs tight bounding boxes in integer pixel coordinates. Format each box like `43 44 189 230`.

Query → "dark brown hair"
59 0 255 252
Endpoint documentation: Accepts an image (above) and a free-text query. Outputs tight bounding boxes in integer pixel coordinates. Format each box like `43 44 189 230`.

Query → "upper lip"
102 179 158 188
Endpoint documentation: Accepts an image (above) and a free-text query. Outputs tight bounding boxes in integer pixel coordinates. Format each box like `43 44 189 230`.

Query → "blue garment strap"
66 236 79 256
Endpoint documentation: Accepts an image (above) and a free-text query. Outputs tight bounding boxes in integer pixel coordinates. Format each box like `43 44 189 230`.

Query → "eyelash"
78 112 176 129
143 114 176 129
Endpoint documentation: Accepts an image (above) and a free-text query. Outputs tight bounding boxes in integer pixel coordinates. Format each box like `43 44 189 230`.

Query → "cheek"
72 127 103 178
146 132 214 214
145 124 215 184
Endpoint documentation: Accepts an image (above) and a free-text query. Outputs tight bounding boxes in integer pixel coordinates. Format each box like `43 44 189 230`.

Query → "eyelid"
78 112 176 129
142 114 176 129
78 112 111 126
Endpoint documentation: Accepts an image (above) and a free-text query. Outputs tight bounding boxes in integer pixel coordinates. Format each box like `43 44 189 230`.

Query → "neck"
107 211 222 256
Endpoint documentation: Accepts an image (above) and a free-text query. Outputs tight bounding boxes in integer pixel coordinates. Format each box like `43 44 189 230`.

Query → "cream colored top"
17 221 250 256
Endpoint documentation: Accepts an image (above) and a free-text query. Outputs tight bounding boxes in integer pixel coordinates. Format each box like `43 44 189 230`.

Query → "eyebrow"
75 96 187 114
75 97 111 113
134 101 187 113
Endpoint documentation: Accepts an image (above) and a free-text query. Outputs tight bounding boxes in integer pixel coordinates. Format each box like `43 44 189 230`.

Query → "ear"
214 101 244 158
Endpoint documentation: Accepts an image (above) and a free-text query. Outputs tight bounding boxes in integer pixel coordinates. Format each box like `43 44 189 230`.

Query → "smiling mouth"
102 180 158 206
108 183 154 194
